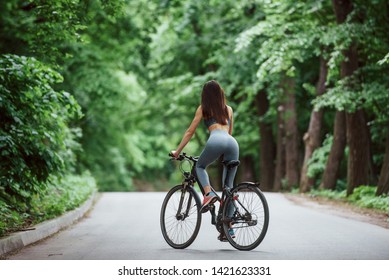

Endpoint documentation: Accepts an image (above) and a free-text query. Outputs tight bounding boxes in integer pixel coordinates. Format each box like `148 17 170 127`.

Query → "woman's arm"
172 106 203 157
228 106 234 135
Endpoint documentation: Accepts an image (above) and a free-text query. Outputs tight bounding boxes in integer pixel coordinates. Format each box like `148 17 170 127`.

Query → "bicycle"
160 152 269 251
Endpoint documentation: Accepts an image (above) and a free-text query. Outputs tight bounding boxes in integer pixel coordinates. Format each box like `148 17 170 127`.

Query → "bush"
307 135 333 179
347 186 389 212
0 172 96 237
0 54 82 202
311 186 389 213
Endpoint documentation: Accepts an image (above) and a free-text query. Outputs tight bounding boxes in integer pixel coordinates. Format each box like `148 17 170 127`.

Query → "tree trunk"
283 77 299 190
377 125 389 195
255 90 276 191
346 110 371 195
273 104 286 191
332 0 371 195
332 0 353 23
300 56 327 192
319 111 347 190
239 155 256 183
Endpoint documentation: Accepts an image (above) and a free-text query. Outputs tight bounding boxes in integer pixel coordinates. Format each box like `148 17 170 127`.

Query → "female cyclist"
171 80 239 213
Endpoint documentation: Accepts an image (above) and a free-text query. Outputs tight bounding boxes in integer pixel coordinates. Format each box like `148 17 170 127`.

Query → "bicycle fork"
176 185 193 221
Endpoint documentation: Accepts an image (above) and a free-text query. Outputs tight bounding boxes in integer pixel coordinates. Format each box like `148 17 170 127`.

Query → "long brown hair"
201 80 229 125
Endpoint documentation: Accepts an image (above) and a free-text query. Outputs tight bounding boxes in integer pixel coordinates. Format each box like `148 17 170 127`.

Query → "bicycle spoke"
223 184 269 250
160 185 202 249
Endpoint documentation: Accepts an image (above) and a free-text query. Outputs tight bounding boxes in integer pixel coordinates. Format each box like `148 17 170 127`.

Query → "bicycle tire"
160 184 202 249
222 183 269 251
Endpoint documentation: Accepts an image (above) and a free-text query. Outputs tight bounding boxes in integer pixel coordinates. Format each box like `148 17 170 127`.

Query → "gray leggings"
196 129 239 190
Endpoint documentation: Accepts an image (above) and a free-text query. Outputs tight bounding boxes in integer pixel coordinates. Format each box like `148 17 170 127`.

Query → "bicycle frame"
176 154 259 228
163 153 269 250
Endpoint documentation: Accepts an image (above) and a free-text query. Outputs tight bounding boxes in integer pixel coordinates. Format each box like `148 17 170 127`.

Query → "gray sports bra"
204 117 231 128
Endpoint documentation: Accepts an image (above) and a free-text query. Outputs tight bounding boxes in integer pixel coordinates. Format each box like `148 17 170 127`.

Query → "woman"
171 80 239 212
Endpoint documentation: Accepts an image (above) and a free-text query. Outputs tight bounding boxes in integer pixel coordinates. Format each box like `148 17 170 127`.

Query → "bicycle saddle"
222 160 240 169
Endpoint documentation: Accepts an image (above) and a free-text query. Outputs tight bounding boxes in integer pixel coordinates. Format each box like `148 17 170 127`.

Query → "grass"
0 171 97 237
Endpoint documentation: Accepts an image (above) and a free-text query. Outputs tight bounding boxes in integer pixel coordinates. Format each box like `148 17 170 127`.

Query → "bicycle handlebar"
169 152 198 162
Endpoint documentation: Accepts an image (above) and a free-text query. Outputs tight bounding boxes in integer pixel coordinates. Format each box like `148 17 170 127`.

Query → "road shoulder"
0 191 99 258
285 193 389 229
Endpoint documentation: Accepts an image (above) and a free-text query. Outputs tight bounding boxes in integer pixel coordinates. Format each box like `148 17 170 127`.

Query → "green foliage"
312 0 389 125
60 1 164 190
63 56 145 191
311 186 389 213
310 188 346 200
0 54 82 201
307 135 333 179
147 0 389 194
30 172 96 220
0 0 82 61
350 188 389 212
149 0 266 163
0 199 24 236
1 0 388 201
313 73 389 118
378 53 389 65
235 0 332 81
0 0 125 62
0 172 96 237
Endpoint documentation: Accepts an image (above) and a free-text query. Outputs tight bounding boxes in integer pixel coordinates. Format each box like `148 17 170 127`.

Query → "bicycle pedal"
200 205 210 213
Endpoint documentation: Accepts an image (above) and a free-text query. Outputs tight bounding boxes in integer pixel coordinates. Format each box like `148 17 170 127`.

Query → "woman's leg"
196 132 225 206
224 136 239 219
223 136 239 189
196 138 223 193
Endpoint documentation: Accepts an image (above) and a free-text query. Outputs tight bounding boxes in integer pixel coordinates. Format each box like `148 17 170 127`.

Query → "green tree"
0 54 81 202
315 0 389 195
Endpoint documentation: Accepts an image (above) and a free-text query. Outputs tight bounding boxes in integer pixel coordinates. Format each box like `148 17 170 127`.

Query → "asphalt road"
6 192 389 260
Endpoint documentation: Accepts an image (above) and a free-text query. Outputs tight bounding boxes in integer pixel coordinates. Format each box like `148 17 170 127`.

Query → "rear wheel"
160 185 202 249
222 183 269 251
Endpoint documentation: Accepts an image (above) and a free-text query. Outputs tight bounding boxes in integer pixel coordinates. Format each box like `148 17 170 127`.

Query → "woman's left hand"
170 150 179 158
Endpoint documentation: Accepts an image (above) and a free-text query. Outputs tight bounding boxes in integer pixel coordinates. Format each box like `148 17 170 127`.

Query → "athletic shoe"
218 233 228 242
218 229 236 241
200 192 218 213
228 228 236 238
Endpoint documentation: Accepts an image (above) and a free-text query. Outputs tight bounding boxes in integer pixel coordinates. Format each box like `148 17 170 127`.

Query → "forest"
1 0 389 235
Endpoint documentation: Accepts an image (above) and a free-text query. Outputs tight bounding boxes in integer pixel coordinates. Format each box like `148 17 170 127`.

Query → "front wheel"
222 183 269 251
160 184 202 249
